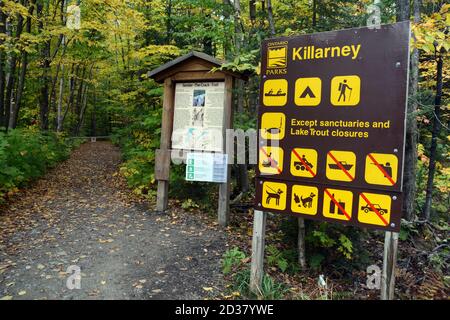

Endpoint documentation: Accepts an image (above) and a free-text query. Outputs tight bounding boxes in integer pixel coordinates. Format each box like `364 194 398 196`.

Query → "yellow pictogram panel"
262 181 287 210
263 79 288 106
261 113 286 140
290 148 318 178
267 45 287 69
259 146 284 175
323 188 353 221
357 192 391 227
365 153 398 186
330 75 361 106
291 185 319 215
294 77 321 106
326 150 356 182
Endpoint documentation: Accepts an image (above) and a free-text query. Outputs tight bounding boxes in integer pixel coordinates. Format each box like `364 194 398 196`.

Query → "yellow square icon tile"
267 46 287 69
262 181 287 210
323 188 353 221
261 113 286 140
295 77 321 106
358 192 391 227
326 150 356 182
259 146 284 176
330 75 360 106
263 79 288 106
365 153 398 186
291 185 319 215
290 148 318 178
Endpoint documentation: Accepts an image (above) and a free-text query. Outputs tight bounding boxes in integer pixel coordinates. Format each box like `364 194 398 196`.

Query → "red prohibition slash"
359 193 389 226
368 153 396 186
327 151 355 181
292 149 316 177
260 147 282 174
324 189 351 221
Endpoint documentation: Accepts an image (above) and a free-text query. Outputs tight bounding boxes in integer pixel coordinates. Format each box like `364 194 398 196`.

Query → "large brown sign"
255 22 410 232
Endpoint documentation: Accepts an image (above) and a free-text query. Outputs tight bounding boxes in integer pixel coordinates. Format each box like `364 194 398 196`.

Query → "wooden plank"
381 231 399 300
250 210 267 295
155 77 175 212
155 149 171 180
297 218 306 269
218 75 234 227
172 71 225 82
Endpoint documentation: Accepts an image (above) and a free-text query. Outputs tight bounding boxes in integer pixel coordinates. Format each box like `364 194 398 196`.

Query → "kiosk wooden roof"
148 51 248 83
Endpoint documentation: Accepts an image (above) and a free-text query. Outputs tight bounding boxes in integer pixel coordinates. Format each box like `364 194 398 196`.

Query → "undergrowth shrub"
0 128 77 202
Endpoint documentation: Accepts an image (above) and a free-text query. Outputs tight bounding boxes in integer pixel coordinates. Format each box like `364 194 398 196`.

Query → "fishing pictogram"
261 113 286 140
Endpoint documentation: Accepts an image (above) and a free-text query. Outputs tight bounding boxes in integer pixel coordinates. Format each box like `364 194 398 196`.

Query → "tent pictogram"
323 188 353 221
291 185 318 215
358 192 392 226
294 77 321 106
326 150 356 182
365 153 398 186
290 148 318 178
262 181 287 210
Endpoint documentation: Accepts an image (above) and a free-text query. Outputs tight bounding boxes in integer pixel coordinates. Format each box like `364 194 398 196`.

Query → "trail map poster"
172 82 225 152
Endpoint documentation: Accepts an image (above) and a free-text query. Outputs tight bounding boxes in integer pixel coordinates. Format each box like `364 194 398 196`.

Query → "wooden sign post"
148 51 246 226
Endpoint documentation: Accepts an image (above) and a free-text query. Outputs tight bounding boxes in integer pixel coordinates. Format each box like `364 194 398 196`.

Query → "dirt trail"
0 142 226 300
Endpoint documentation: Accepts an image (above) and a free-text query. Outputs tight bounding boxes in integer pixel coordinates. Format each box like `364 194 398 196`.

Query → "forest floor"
0 141 447 300
0 142 227 300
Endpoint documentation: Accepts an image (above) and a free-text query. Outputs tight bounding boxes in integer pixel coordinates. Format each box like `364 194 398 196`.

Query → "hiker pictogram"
262 181 287 210
326 150 356 182
263 79 288 106
365 153 398 186
323 188 353 221
331 75 360 106
291 185 318 215
261 112 286 140
358 192 392 226
337 80 352 102
259 146 284 175
290 148 318 178
295 77 321 106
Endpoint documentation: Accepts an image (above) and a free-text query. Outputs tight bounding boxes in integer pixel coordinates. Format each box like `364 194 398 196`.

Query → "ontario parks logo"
266 43 288 75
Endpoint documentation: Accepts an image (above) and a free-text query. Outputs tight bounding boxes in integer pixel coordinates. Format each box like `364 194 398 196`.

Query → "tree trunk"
37 2 51 131
312 0 317 27
298 218 306 269
403 0 420 221
422 55 443 220
267 0 275 36
4 11 22 129
396 0 410 21
0 6 7 128
9 0 34 129
249 0 256 26
166 0 172 44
